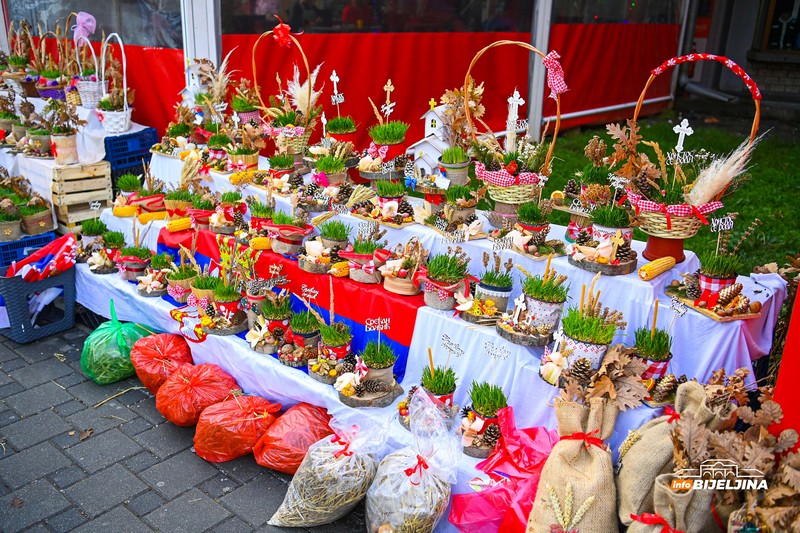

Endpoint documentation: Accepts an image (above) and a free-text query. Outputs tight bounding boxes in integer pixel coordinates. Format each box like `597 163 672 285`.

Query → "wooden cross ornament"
610 230 625 261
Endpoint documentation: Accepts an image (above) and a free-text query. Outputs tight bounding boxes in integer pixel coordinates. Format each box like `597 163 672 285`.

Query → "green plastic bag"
81 300 152 385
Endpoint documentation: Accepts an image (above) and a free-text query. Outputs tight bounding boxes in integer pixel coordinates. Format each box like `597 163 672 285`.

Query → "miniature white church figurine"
406 99 449 177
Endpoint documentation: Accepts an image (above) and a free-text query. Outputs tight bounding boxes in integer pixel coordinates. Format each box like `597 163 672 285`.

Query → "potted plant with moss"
313 155 347 186
101 230 125 260
166 263 198 303
259 290 292 341
561 281 624 371
311 322 353 384
19 199 53 235
136 252 172 297
439 145 470 186
0 108 18 133
267 154 295 193
115 173 141 199
327 115 357 143
290 310 321 350
367 120 409 161
0 202 21 242
132 166 165 213
26 126 52 155
265 211 313 255
360 340 396 379
420 248 471 310
7 54 29 74
421 365 457 405
516 200 552 241
463 381 507 457
318 220 351 249
231 79 260 124
590 204 633 244
207 133 232 160
475 252 514 312
11 119 29 140
80 217 107 249
339 228 390 284
215 191 245 231
167 122 193 139
187 195 216 230
189 275 223 316
36 66 66 100
212 283 245 327
519 261 569 336
247 198 273 232
696 219 760 295
118 245 152 281
633 324 673 381
444 184 482 224
226 143 259 170
375 180 405 207
164 189 193 220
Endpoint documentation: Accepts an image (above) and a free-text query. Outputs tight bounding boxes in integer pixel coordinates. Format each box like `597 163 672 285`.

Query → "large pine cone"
482 424 501 448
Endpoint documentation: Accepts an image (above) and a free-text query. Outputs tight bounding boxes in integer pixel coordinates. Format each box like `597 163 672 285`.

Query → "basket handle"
251 20 312 127
632 53 760 145
463 40 566 177
74 35 100 80
100 33 129 112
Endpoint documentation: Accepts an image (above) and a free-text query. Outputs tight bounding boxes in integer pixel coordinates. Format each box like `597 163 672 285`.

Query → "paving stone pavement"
0 326 367 532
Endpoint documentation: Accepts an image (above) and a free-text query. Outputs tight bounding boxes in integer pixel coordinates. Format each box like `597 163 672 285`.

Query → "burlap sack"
616 381 732 526
527 398 619 533
627 473 716 533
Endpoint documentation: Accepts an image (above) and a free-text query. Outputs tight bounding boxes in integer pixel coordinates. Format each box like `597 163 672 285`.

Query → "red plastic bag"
194 395 282 462
131 333 193 394
155 363 238 427
254 403 332 474
449 406 559 533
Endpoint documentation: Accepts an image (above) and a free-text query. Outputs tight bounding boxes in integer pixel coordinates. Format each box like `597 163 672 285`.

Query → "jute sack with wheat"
628 473 717 533
527 397 618 533
615 381 733 527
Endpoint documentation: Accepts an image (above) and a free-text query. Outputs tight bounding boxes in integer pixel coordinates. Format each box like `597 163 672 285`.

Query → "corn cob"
138 211 168 224
167 217 192 232
638 257 676 281
329 261 349 277
249 237 272 250
112 205 138 217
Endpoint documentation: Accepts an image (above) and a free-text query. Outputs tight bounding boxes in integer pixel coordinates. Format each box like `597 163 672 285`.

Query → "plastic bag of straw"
366 389 462 532
268 420 387 527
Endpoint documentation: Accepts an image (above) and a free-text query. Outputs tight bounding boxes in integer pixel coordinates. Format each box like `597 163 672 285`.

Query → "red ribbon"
313 171 329 187
424 193 443 206
272 15 300 48
50 141 58 157
660 203 672 230
349 261 376 274
560 429 606 450
664 406 681 424
691 205 710 225
332 434 352 458
367 142 389 160
403 454 429 485
630 513 684 533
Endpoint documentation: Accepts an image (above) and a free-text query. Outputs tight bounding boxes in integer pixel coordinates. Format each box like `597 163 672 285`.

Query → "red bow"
332 434 352 458
542 50 570 100
272 15 299 48
349 261 376 274
560 429 606 450
504 160 518 175
367 142 389 160
195 128 214 143
355 357 369 378
664 406 681 424
199 163 211 175
96 110 104 123
227 159 248 172
50 141 58 157
630 513 684 533
691 205 710 225
404 455 429 485
186 294 209 309
313 171 329 187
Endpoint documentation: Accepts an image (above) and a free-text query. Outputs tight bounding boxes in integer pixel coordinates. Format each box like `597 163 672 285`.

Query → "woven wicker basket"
630 53 761 241
464 40 562 208
384 275 420 295
99 33 133 134
65 89 82 106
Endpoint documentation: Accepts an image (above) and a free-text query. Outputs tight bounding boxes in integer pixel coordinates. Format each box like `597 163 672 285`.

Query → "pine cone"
488 159 501 171
305 182 320 196
717 283 743 306
362 380 390 394
684 272 701 299
342 352 357 367
336 362 355 375
393 214 404 225
677 374 688 385
463 213 478 226
530 225 550 245
615 240 636 262
482 424 501 449
568 358 593 384
564 179 580 196
636 171 653 198
397 199 413 216
394 155 409 168
405 385 418 403
460 405 471 419
652 374 677 403
354 384 365 397
336 183 353 203
288 170 303 188
233 211 244 229
575 230 591 246
205 303 216 318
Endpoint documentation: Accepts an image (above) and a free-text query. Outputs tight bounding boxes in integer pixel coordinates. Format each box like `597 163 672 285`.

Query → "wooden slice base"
463 444 494 459
461 312 499 327
568 255 637 276
350 212 415 230
496 323 553 346
203 322 247 336
138 287 168 298
664 287 761 322
298 259 329 274
252 343 278 355
89 266 117 275
339 382 403 408
279 356 307 368
308 367 336 385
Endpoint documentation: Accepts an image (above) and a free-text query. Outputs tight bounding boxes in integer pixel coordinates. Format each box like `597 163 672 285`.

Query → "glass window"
760 0 800 51
6 0 183 48
552 0 681 24
221 0 533 34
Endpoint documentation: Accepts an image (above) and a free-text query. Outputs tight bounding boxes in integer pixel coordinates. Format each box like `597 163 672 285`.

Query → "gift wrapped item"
366 389 461 532
130 333 193 393
80 300 151 385
616 381 734 525
194 395 281 462
628 474 717 533
268 421 387 527
527 397 619 533
155 363 239 426
253 402 332 475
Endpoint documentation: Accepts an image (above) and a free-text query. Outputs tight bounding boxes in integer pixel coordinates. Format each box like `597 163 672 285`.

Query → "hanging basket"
464 41 564 209
75 36 106 108
99 33 132 134
627 53 761 260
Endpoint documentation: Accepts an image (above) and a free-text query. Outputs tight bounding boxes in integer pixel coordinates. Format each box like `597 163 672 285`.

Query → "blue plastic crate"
104 127 158 170
0 232 56 269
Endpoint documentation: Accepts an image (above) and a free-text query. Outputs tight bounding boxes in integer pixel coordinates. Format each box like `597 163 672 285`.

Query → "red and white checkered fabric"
651 53 761 101
641 359 670 381
627 191 722 229
474 162 541 187
698 273 737 294
542 50 569 100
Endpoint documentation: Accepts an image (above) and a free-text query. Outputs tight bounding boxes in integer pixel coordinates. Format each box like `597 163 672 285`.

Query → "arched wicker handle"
74 35 99 79
100 33 129 112
251 31 312 127
632 53 761 146
463 40 562 176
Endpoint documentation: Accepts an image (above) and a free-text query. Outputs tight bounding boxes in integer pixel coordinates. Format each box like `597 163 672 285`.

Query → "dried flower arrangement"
438 77 485 150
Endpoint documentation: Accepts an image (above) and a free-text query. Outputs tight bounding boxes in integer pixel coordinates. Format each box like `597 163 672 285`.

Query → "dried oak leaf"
587 375 616 401
756 506 798 533
11 497 23 508
560 378 584 403
763 484 797 506
677 412 711 466
78 428 93 442
742 441 775 474
754 400 784 426
776 429 800 454
613 374 649 411
709 431 745 464
777 453 800 490
708 368 727 387
737 405 756 425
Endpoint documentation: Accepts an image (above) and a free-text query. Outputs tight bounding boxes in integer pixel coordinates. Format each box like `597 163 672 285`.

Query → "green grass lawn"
543 115 800 272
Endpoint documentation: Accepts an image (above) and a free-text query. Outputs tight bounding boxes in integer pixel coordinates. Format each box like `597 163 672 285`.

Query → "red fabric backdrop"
772 297 799 450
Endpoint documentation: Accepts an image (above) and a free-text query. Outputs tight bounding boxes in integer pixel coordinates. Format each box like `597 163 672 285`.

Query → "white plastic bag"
268 421 387 527
366 389 462 532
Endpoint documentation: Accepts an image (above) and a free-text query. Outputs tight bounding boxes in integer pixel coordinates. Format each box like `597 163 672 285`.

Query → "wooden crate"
50 161 112 229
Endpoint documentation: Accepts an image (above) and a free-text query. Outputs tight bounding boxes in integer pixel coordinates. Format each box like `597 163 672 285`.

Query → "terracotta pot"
51 134 79 165
642 235 686 264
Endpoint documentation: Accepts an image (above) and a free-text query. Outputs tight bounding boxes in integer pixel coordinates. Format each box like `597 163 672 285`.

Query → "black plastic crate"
0 232 56 269
104 127 158 170
0 267 75 344
111 163 146 197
